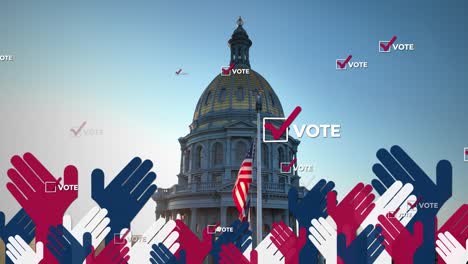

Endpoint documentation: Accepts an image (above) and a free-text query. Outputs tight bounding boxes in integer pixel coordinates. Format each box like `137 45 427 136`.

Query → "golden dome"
191 70 284 128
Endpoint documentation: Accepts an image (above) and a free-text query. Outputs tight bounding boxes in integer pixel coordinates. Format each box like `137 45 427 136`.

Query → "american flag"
233 142 255 219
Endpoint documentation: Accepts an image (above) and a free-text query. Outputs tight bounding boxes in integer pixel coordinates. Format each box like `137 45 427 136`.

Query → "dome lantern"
228 16 252 69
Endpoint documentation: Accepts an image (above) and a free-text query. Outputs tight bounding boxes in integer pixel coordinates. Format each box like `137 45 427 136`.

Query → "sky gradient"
0 0 467 229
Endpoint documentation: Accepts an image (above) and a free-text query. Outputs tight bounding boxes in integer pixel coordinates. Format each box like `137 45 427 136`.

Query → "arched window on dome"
195 146 203 169
270 93 275 107
262 143 269 167
184 150 191 172
212 142 224 166
219 88 227 102
236 87 244 101
278 147 285 168
234 141 247 164
205 91 212 106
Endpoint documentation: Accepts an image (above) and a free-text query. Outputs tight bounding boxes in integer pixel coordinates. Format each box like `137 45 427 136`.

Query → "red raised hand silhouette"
270 221 307 264
6 153 78 264
378 214 423 264
219 243 258 264
86 234 130 264
175 220 212 264
327 183 375 246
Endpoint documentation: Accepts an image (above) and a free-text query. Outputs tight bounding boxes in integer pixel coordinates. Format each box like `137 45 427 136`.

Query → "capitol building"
153 18 305 244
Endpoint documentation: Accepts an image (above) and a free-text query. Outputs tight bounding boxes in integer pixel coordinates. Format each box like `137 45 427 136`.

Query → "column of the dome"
201 141 209 183
224 137 231 183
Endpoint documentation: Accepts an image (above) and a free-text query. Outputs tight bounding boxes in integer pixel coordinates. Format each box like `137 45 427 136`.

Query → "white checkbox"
336 59 347 70
464 147 468 162
280 162 293 173
263 117 288 142
379 41 391 53
45 182 57 193
221 66 231 76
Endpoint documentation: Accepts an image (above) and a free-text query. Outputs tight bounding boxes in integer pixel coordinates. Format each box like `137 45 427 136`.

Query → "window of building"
270 93 275 107
236 87 244 101
205 91 212 105
279 176 286 184
235 141 247 163
212 142 223 165
219 88 227 102
184 150 191 172
278 147 285 167
195 146 203 169
213 173 222 183
262 144 268 167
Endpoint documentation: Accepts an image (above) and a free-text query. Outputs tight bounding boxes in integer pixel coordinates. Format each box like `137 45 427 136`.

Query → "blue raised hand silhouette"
46 225 92 264
91 157 157 242
337 225 385 264
210 219 252 263
289 179 335 264
371 145 452 263
0 209 36 264
150 243 186 264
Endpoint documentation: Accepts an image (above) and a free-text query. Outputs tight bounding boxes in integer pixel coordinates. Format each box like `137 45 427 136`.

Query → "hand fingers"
378 181 403 206
152 220 177 244
145 218 167 238
436 160 452 198
7 169 34 198
14 235 30 251
385 183 413 212
326 191 338 215
23 153 56 183
6 243 21 262
168 242 180 254
113 157 143 186
123 159 153 192
77 206 102 230
378 215 399 239
435 247 448 262
63 165 78 187
94 226 111 247
310 179 326 193
162 231 179 250
91 169 105 200
36 241 44 258
7 236 24 256
138 184 157 204
377 148 414 185
437 232 455 251
132 172 157 199
342 183 365 205
10 155 42 190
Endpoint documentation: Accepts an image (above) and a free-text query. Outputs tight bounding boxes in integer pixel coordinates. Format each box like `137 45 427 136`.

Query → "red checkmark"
465 149 468 155
281 158 297 172
408 196 423 209
264 106 302 140
337 55 352 69
380 36 397 51
70 121 87 136
222 63 235 75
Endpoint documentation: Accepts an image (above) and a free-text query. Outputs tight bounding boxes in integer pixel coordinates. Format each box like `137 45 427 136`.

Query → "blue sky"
1 0 467 224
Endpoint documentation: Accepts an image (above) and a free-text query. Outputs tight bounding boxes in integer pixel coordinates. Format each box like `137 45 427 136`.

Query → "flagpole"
256 94 262 245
